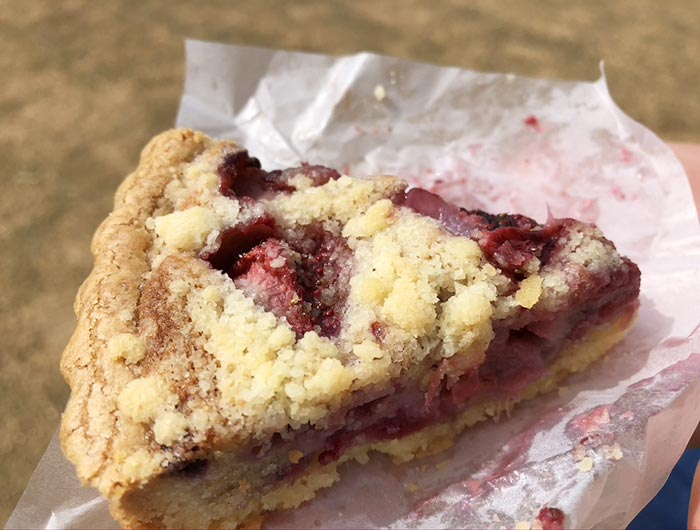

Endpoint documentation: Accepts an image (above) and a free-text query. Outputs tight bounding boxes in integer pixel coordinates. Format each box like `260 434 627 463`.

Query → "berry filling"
400 188 562 277
233 238 314 336
227 231 351 338
203 214 277 273
248 292 638 473
195 155 640 478
291 228 351 338
218 151 270 199
205 225 351 338
218 151 340 200
204 156 350 337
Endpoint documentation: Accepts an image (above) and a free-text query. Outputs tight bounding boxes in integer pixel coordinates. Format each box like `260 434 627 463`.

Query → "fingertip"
688 460 700 529
668 142 700 214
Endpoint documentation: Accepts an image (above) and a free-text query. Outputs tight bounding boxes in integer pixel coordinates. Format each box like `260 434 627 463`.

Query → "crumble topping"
346 209 500 364
107 333 146 364
288 450 304 464
153 207 218 252
109 140 637 461
118 375 179 424
515 274 543 309
603 442 624 461
120 156 521 440
266 174 405 228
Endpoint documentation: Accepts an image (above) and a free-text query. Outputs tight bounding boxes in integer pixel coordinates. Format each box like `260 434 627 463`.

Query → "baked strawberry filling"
229 230 351 338
218 150 340 200
246 290 638 476
203 214 277 273
204 222 351 338
198 156 640 478
203 153 351 338
402 187 561 278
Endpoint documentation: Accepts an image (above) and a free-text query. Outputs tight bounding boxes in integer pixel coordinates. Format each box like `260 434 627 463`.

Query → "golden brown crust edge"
59 129 237 496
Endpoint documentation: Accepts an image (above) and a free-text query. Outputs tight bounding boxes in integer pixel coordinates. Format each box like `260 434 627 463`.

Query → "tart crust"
61 130 216 494
60 129 640 529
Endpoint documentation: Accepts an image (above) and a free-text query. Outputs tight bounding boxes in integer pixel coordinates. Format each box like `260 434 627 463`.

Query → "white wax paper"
8 40 700 530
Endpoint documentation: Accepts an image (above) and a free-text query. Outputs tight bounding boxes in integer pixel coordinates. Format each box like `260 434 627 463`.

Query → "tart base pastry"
60 129 640 529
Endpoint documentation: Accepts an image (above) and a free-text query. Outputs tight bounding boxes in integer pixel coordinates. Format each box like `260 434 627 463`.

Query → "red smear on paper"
620 147 633 163
537 507 565 530
524 115 542 133
611 187 627 200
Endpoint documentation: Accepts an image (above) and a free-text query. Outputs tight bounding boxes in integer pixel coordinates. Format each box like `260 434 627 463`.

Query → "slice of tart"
60 129 640 529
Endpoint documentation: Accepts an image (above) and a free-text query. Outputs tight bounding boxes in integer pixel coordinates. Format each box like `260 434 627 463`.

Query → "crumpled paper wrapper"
8 40 700 530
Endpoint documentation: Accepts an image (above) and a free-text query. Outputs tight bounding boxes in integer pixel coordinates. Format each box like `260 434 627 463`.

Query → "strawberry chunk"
201 214 276 273
233 239 314 337
218 151 339 200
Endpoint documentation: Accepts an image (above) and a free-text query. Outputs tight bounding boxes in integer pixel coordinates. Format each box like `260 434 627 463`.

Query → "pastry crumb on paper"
373 84 386 102
603 442 624 461
573 443 587 461
577 456 594 472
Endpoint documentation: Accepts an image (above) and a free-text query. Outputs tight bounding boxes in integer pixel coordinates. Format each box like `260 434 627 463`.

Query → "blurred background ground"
2 0 699 524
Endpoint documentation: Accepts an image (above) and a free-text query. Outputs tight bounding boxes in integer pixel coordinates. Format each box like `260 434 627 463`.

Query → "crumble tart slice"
60 129 640 529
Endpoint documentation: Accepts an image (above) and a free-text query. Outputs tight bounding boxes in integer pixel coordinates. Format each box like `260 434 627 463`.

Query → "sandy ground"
2 0 699 524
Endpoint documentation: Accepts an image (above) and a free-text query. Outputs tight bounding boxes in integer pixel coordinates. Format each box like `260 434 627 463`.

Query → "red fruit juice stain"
524 115 542 133
620 147 633 163
612 187 626 200
569 405 610 436
537 507 565 530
